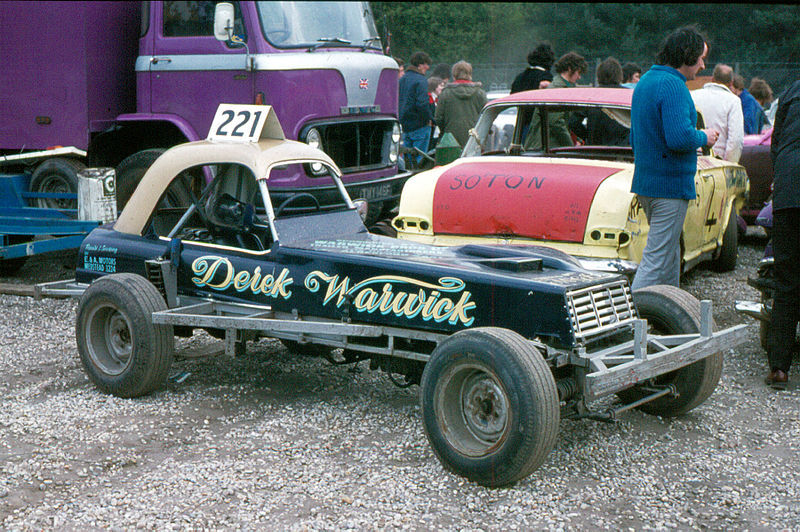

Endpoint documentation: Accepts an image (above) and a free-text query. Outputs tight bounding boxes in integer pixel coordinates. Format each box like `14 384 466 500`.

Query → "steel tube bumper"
583 323 748 400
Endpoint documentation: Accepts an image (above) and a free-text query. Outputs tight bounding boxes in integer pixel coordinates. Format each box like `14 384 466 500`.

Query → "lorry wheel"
712 208 738 272
30 158 85 209
420 327 559 487
618 285 723 417
76 273 174 398
115 149 164 210
115 149 193 211
0 235 33 276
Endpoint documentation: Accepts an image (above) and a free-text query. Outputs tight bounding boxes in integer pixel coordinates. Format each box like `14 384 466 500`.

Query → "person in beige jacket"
691 63 745 162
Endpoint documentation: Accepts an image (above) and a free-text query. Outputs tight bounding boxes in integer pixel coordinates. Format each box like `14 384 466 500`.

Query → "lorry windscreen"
256 1 381 49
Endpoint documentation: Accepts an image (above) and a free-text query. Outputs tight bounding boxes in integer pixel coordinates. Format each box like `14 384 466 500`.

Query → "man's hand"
702 128 720 147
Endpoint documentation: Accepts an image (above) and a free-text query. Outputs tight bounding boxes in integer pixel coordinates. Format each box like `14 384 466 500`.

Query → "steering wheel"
275 192 321 217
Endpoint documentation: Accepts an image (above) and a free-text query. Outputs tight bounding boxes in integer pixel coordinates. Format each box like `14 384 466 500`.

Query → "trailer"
0 172 106 275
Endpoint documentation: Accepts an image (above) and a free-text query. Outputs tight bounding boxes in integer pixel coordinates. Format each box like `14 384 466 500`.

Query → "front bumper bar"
581 300 748 400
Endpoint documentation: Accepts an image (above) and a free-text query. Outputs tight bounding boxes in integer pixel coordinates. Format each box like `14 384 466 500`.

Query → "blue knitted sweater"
630 65 707 200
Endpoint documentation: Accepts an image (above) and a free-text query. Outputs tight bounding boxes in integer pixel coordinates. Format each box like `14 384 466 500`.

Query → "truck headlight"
305 128 325 174
389 123 401 163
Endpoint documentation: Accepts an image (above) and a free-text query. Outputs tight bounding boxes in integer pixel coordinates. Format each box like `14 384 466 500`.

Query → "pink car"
739 128 773 223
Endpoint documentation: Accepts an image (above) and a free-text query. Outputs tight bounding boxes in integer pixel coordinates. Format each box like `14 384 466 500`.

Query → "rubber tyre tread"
420 327 560 487
30 158 85 209
76 273 174 398
712 207 738 272
115 149 166 210
618 285 723 417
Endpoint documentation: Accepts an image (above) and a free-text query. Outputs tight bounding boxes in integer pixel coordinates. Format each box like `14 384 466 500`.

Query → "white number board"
208 104 269 143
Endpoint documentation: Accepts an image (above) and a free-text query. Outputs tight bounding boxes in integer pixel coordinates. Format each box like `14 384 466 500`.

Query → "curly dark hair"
656 26 707 69
409 51 432 67
622 62 641 83
554 52 588 75
597 57 623 86
527 42 555 70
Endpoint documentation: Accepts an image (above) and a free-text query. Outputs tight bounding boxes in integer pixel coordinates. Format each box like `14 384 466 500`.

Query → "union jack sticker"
359 78 369 89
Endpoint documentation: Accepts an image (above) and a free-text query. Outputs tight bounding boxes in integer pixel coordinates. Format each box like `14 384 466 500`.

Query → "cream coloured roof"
114 138 339 235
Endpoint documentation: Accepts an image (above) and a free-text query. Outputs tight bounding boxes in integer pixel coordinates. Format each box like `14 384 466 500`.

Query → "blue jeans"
403 126 431 166
632 196 689 290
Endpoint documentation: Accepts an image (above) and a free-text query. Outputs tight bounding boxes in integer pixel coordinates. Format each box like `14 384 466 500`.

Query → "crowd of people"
394 28 797 389
396 39 777 167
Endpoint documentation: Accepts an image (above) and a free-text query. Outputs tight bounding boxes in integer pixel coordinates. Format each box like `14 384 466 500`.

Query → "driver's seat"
206 192 266 250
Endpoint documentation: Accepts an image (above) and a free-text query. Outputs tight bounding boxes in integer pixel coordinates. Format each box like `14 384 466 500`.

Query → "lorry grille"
566 280 637 342
314 119 394 173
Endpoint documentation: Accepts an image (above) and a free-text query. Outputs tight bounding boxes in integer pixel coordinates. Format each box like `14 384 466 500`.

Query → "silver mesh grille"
566 280 637 342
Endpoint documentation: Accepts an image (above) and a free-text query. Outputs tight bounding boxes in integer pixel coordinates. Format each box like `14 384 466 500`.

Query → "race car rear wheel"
712 208 738 272
420 327 559 487
76 273 174 398
618 285 723 417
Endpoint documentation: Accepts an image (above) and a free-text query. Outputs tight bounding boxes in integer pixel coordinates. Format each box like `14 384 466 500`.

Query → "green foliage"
373 2 800 67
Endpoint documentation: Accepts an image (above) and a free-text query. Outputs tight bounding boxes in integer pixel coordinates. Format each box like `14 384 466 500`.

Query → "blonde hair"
451 61 473 81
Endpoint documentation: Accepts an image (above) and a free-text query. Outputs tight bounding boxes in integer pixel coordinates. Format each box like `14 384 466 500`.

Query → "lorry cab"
2 1 406 225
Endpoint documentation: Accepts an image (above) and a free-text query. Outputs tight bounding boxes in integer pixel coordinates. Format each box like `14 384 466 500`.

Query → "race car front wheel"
76 273 174 398
618 285 723 417
420 327 559 487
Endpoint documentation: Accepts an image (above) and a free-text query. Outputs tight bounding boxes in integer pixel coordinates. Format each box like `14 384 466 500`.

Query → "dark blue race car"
39 106 747 487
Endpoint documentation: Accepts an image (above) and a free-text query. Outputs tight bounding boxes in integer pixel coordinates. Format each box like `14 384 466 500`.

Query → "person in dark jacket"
764 79 800 389
733 74 769 134
399 51 433 165
630 26 718 290
511 43 555 93
569 57 630 146
434 61 487 148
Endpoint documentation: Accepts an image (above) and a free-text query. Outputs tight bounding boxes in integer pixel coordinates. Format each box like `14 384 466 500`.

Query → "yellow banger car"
394 88 749 276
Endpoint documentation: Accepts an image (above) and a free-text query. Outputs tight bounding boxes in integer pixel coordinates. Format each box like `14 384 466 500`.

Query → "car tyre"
618 285 723 417
712 208 738 272
30 157 85 210
76 273 174 398
420 327 559 487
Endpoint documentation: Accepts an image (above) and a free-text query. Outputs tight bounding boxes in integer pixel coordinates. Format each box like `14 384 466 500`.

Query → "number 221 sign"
207 104 284 143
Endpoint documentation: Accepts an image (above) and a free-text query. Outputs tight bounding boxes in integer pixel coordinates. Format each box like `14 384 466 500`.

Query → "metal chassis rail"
34 281 749 402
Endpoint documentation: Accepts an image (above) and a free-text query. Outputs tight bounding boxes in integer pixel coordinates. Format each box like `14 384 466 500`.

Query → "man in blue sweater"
399 51 433 166
630 26 719 290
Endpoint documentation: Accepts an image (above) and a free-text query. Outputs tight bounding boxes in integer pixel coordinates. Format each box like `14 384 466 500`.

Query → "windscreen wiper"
361 37 382 52
308 37 352 53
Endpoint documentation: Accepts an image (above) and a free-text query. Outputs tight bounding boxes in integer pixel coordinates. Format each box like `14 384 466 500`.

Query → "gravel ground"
1 233 798 531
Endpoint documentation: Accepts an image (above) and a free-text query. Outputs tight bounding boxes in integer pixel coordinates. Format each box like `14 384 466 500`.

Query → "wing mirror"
214 3 235 41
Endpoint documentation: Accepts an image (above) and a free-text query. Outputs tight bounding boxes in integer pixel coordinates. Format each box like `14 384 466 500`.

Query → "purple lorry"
0 1 406 223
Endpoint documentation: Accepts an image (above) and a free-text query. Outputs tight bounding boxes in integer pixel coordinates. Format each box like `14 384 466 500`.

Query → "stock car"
393 88 750 276
38 104 746 487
